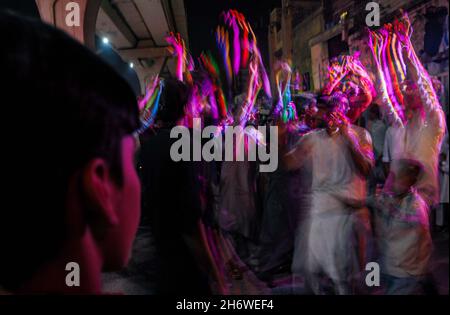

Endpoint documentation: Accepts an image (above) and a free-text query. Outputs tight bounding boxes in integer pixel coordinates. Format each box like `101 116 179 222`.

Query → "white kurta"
290 126 373 294
371 190 432 278
217 129 260 240
383 110 446 206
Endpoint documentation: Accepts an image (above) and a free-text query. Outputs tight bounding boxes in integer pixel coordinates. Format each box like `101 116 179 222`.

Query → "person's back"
259 122 308 277
140 129 209 294
139 79 212 294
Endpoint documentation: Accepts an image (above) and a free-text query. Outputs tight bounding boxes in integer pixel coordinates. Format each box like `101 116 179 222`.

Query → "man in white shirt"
382 80 446 207
281 92 374 295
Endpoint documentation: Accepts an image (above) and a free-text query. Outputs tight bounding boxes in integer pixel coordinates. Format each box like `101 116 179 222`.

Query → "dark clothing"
258 125 312 274
139 128 210 294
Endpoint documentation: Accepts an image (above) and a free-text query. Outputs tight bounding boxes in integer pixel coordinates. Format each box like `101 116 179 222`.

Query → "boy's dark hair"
156 77 190 125
0 11 139 290
397 158 424 185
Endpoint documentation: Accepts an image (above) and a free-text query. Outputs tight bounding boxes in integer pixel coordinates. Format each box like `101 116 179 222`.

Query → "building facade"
268 0 449 112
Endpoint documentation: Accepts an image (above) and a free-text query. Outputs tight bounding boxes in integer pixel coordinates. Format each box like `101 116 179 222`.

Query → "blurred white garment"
371 190 432 278
290 125 373 294
383 110 446 205
218 159 258 238
307 127 371 214
218 128 260 240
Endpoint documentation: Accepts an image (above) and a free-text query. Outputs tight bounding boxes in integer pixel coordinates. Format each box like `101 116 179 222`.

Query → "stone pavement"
102 224 449 295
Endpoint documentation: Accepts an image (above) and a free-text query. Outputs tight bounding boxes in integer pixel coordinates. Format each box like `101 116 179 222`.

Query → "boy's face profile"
106 136 141 269
0 11 143 293
82 136 141 270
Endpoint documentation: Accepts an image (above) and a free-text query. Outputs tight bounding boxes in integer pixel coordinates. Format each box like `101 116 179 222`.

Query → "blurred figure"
281 92 374 295
374 159 433 294
217 107 261 274
382 80 446 208
366 104 387 195
257 109 306 285
337 159 433 294
139 78 220 294
0 11 141 294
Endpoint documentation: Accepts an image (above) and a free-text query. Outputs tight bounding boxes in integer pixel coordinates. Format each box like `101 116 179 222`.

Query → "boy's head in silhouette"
0 11 141 293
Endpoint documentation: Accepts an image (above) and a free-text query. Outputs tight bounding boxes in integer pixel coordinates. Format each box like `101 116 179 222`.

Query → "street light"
102 37 109 45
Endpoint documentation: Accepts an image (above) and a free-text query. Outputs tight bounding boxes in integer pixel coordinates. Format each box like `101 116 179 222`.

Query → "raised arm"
395 14 441 117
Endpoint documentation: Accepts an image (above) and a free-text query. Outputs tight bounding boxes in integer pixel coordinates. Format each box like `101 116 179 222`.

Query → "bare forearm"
343 129 374 176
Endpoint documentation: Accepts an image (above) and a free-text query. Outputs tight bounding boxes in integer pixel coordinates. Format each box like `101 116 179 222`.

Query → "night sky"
185 0 281 68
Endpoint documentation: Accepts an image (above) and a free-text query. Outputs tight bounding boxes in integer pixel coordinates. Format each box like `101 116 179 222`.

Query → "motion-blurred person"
139 78 221 294
281 92 374 295
382 79 446 209
257 101 312 286
374 159 433 294
336 159 433 294
366 104 387 195
217 109 262 274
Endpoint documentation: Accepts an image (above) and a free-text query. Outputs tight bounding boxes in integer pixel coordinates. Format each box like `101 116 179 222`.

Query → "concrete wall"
310 41 329 92
268 0 448 105
348 0 449 111
292 8 324 90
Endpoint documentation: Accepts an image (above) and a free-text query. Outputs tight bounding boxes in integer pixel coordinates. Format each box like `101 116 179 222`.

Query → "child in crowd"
372 159 432 294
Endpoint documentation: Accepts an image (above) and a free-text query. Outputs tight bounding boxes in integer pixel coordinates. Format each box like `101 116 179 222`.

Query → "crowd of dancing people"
136 10 447 295
137 79 447 295
0 9 447 295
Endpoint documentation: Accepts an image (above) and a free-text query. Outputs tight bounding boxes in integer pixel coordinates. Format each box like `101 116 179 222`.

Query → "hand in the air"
326 111 349 136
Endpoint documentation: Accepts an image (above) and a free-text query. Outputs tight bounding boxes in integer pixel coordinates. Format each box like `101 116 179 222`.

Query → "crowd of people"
0 9 448 296
136 79 446 295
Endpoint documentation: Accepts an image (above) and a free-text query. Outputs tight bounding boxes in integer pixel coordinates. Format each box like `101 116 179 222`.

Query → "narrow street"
103 224 449 295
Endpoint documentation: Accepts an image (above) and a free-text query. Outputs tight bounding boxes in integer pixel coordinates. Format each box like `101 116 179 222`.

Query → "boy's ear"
81 158 119 227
